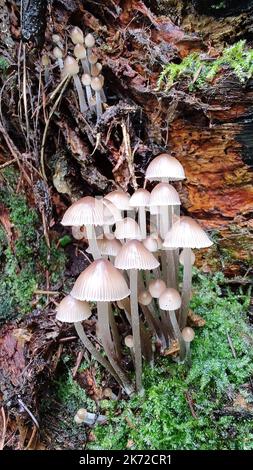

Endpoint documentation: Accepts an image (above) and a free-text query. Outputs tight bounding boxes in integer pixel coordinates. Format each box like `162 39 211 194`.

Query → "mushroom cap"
88 53 98 65
87 234 122 257
148 279 166 299
145 153 185 181
104 190 130 211
114 217 142 240
63 56 79 76
91 62 102 77
138 290 152 306
158 288 182 311
53 46 63 59
85 33 95 48
71 225 87 240
71 259 130 301
124 335 134 348
129 189 150 208
76 408 87 420
74 415 84 424
56 295 91 323
81 73 91 86
91 76 103 91
182 326 195 343
52 34 61 44
74 44 86 59
143 236 158 252
163 216 213 249
61 196 104 227
42 54 50 66
179 248 195 266
115 240 160 270
70 26 84 44
150 233 163 249
102 198 122 225
149 183 181 207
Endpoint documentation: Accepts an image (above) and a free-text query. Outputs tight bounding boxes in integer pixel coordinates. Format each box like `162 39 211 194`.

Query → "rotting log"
0 0 252 277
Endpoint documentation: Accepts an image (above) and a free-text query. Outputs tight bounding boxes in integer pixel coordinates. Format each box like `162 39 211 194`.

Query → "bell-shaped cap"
145 153 185 181
182 327 195 343
71 259 130 301
179 248 195 266
149 183 181 207
87 234 122 257
163 216 213 249
138 290 152 306
148 279 166 299
159 288 182 311
129 189 150 208
62 56 79 76
143 236 158 252
61 196 104 227
74 44 86 59
70 26 84 44
114 217 142 240
124 335 134 348
115 240 160 271
104 190 130 211
56 295 91 323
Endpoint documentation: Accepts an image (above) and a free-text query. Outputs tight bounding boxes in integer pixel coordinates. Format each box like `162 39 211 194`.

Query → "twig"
0 407 7 450
185 391 198 419
40 76 70 180
17 398 39 429
59 336 78 343
0 159 16 169
34 290 60 295
72 351 84 378
227 332 237 358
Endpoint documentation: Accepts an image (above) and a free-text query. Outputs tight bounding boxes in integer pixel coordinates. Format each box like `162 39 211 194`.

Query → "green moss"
0 169 66 322
90 271 253 450
158 40 253 91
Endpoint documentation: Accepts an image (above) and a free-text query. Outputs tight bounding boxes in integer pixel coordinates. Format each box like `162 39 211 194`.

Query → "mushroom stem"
97 302 134 396
129 269 143 394
57 58 64 70
73 74 88 113
86 225 101 260
74 322 122 386
169 310 186 361
100 88 106 103
165 250 177 288
108 304 122 360
138 206 146 239
81 58 90 75
159 310 171 346
85 85 94 108
140 304 167 351
184 341 192 366
95 90 102 118
180 247 192 328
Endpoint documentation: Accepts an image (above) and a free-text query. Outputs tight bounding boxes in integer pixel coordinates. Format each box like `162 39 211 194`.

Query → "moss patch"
158 41 253 91
90 271 253 450
0 168 66 323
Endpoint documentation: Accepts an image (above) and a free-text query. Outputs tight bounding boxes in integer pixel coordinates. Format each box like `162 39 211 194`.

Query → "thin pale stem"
138 206 146 239
97 302 134 396
81 59 90 74
86 225 100 260
108 304 122 360
73 74 88 113
95 90 102 118
180 247 192 328
74 322 122 386
169 310 186 361
130 270 143 393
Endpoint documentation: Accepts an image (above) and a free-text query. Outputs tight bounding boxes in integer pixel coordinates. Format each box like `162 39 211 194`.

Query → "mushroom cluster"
51 28 105 120
56 153 213 396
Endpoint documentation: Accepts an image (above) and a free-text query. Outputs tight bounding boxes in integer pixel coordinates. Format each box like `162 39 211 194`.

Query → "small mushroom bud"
74 414 84 424
52 34 62 44
88 53 98 65
124 335 135 363
138 290 152 306
77 408 87 420
42 54 50 66
53 46 64 69
91 76 103 118
182 327 195 366
74 408 107 425
91 62 102 77
63 57 87 113
103 388 117 400
72 225 86 240
71 26 84 45
85 33 95 48
148 279 166 299
81 73 93 107
74 44 87 60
